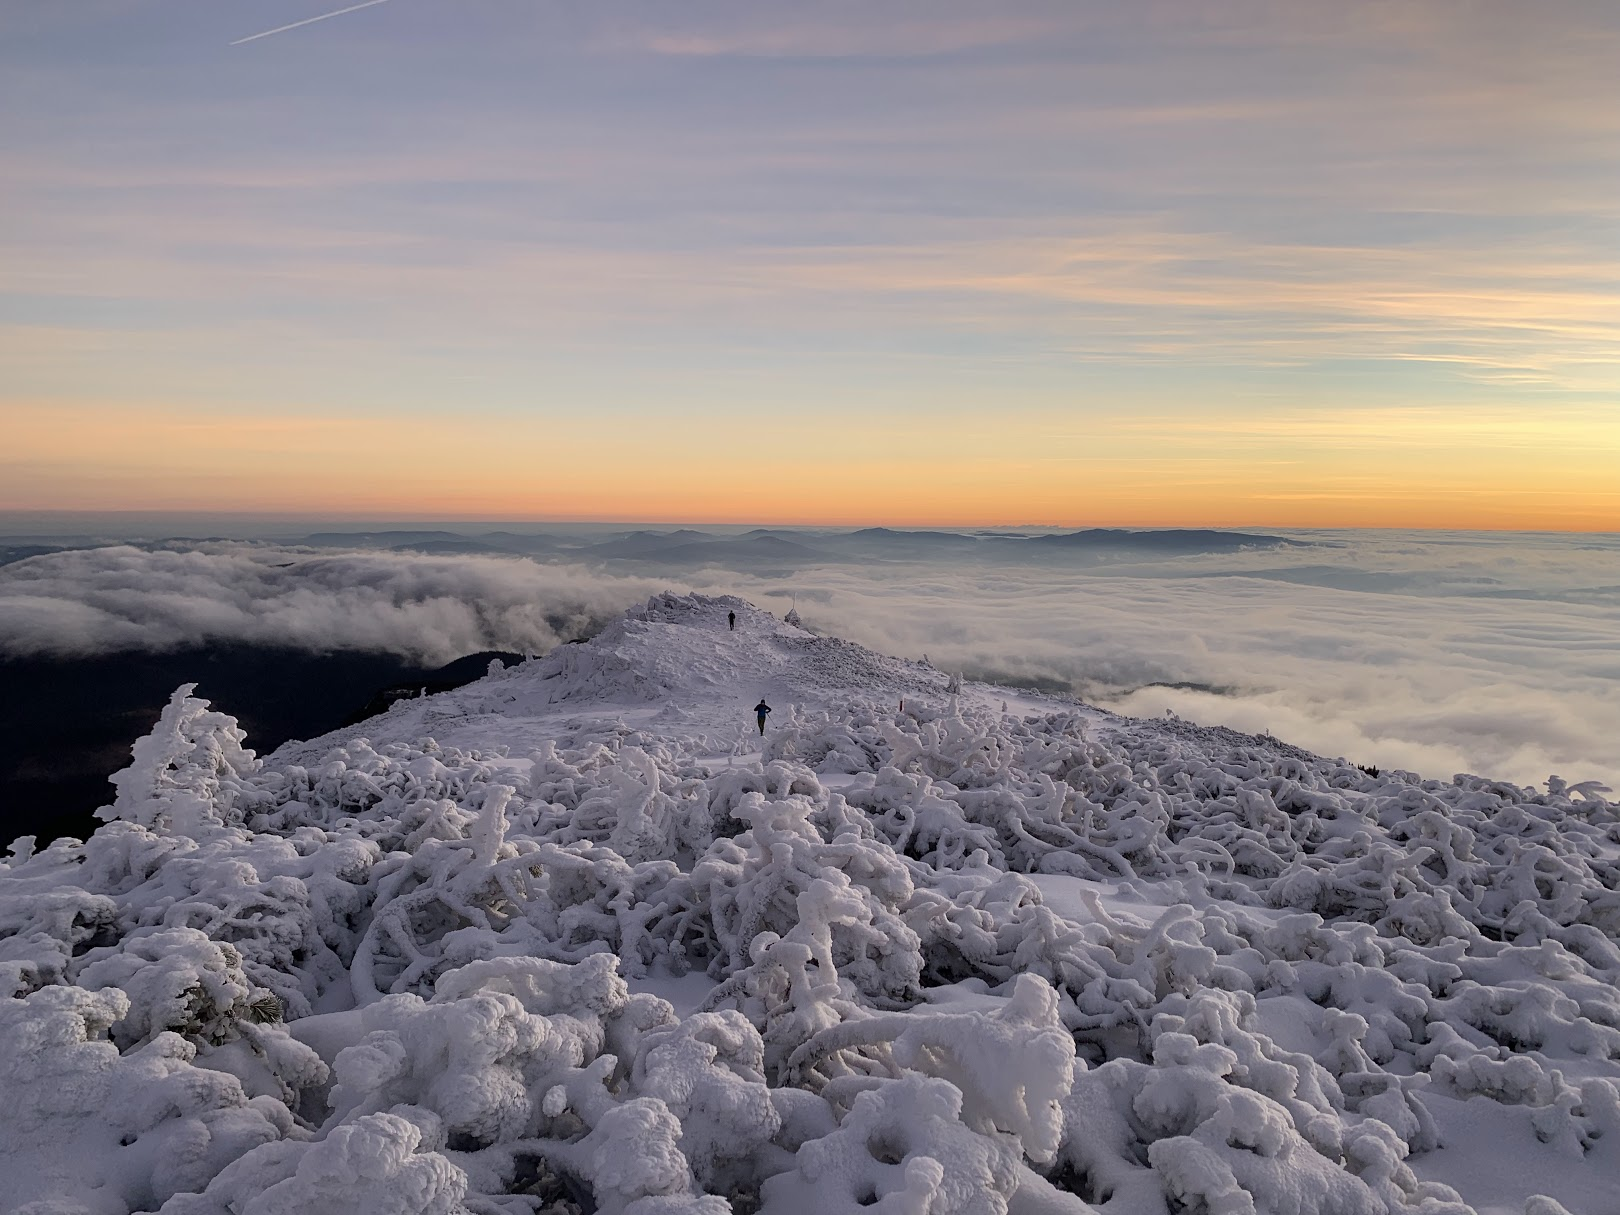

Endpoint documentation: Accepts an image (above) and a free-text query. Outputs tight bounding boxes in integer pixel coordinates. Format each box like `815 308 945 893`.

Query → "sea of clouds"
2 529 1616 790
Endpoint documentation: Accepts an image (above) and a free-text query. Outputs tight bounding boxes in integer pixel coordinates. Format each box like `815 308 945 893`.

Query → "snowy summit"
2 593 1617 1215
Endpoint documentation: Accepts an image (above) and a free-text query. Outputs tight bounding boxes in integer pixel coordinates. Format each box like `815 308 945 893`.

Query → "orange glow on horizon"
6 401 1617 533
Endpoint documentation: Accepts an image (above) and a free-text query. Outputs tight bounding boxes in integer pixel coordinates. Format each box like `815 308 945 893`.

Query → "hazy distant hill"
301 530 476 547
581 529 718 559
1031 527 1300 553
0 544 65 567
654 535 835 566
847 527 981 546
389 539 509 556
257 525 1310 571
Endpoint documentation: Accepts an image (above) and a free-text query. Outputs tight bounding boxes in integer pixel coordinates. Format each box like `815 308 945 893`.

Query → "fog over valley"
3 524 1616 843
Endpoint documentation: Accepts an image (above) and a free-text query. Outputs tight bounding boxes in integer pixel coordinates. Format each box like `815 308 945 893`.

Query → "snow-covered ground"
2 593 1616 1215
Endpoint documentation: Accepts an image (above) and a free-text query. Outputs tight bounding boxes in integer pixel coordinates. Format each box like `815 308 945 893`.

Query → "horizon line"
1 510 1616 538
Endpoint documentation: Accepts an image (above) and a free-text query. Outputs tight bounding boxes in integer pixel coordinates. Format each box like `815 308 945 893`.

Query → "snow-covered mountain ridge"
2 593 1617 1215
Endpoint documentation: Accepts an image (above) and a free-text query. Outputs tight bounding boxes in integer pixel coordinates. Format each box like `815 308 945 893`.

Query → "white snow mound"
2 593 1617 1215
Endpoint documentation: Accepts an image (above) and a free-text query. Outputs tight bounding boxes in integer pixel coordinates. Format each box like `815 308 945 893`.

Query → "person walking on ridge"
754 699 772 735
728 610 736 631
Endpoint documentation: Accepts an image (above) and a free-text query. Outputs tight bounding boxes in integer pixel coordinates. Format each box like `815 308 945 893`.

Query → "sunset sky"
3 1 1617 528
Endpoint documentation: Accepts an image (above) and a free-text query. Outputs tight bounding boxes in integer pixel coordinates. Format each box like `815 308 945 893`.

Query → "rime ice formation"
2 593 1617 1215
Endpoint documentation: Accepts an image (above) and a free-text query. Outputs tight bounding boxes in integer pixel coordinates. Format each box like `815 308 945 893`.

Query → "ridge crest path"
273 591 1093 771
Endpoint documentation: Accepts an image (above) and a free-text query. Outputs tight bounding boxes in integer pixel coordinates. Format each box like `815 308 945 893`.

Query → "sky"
3 1 1618 527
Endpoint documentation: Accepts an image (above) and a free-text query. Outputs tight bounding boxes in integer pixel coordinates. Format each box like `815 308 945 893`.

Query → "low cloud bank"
4 532 1617 790
734 538 1620 791
0 544 670 664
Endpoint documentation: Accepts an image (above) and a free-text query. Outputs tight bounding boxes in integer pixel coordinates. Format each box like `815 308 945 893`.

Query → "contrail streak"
230 0 393 46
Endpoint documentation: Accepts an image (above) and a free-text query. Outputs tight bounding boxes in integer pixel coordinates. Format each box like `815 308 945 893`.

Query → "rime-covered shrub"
4 594 1617 1215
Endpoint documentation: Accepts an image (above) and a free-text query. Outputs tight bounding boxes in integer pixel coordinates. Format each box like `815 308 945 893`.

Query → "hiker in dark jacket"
754 699 771 735
728 610 736 631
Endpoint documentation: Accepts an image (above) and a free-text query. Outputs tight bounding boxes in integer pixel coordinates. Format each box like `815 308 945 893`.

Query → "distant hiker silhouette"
728 610 736 631
754 699 772 735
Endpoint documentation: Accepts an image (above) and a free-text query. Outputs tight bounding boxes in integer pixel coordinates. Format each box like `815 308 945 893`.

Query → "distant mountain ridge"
0 525 1311 578
1030 527 1307 552
292 524 1309 569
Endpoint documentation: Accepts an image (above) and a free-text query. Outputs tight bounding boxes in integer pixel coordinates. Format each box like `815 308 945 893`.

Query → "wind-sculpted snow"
2 594 1617 1214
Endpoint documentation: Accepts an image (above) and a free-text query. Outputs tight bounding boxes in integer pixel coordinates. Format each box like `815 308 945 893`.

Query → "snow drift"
1 593 1616 1215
